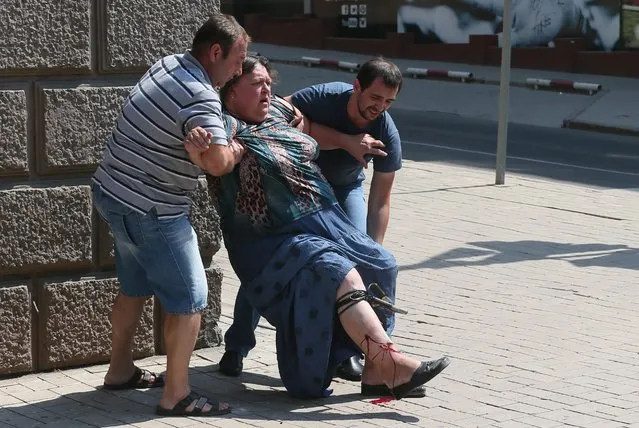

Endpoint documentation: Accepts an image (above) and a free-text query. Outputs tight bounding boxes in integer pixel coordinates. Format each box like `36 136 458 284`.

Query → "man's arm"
368 116 402 243
283 95 344 149
367 171 395 244
282 95 386 165
186 140 244 176
184 127 245 176
178 91 241 175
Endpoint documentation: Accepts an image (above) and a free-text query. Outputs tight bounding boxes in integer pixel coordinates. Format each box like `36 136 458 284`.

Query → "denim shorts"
92 184 208 315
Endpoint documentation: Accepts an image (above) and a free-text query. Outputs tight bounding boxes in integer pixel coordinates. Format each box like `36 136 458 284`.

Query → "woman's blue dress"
210 96 398 398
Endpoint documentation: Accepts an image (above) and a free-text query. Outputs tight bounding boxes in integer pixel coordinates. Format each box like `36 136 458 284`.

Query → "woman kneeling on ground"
185 55 451 401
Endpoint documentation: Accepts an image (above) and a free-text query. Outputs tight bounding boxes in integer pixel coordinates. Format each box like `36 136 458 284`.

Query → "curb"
526 78 602 95
255 52 633 137
562 119 639 136
253 53 604 95
300 55 474 83
405 67 473 82
474 77 530 89
302 56 360 72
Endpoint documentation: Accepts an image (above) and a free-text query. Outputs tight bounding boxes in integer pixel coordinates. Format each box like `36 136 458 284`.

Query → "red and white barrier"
300 59 475 83
406 67 474 82
302 56 360 72
526 78 602 95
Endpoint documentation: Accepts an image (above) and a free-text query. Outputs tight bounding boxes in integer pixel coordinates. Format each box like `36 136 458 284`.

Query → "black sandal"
336 283 408 316
103 367 165 390
390 357 451 400
357 334 451 401
336 287 449 401
361 383 426 398
155 391 231 417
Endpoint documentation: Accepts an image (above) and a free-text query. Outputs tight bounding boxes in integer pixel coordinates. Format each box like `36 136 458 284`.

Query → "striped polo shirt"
92 52 228 219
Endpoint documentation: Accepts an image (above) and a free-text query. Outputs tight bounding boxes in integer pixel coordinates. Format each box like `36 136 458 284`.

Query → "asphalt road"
392 108 639 189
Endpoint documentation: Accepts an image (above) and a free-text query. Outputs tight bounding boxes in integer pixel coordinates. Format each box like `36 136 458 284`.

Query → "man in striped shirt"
92 13 247 417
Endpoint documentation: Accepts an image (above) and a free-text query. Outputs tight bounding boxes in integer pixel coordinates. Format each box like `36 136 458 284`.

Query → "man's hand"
229 139 246 164
282 97 306 132
184 127 245 176
290 113 304 130
346 134 387 168
185 127 212 154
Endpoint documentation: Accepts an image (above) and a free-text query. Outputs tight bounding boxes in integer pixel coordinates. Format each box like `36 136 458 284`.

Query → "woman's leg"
336 268 450 397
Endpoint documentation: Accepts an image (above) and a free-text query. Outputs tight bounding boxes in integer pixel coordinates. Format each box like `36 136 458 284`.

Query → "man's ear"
353 78 362 93
209 43 223 61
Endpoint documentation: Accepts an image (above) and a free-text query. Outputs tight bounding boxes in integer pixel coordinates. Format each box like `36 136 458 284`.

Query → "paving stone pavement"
1 160 638 428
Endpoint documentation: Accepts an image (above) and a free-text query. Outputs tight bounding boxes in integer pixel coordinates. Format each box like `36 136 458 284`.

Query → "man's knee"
377 245 398 271
161 285 208 315
141 215 209 315
163 312 203 342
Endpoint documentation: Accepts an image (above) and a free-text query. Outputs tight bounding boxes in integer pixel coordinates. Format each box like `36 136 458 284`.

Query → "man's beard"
358 102 380 121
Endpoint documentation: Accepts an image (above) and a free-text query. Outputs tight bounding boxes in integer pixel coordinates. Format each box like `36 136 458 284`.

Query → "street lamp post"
495 0 513 185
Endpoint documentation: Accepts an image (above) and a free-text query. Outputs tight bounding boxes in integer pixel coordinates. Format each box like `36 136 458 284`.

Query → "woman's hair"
219 55 279 104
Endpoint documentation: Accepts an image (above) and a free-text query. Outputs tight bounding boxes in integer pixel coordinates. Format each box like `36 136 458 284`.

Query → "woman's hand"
229 139 246 165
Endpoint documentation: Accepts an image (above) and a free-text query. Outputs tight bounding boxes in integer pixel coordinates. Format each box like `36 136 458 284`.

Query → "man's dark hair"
356 57 403 93
219 55 279 103
191 13 248 58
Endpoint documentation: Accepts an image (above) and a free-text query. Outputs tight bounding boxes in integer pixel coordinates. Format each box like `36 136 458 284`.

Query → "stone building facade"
0 0 225 376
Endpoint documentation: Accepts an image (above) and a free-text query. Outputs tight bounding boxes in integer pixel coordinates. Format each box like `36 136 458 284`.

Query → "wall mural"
622 0 639 48
396 0 621 51
317 0 632 50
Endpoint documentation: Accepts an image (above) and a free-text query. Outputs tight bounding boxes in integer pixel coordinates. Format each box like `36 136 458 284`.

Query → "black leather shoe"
218 350 243 377
335 355 364 381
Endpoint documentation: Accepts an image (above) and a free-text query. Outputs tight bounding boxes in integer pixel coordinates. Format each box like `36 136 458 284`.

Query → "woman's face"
229 63 272 123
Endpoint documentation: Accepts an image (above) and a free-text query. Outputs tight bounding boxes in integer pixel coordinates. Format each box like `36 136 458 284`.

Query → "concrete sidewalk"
251 42 639 136
1 159 638 427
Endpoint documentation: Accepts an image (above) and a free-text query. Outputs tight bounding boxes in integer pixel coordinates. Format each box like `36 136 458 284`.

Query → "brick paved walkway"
1 160 638 427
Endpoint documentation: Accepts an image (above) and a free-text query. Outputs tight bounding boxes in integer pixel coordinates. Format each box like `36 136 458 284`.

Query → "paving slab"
1 160 637 427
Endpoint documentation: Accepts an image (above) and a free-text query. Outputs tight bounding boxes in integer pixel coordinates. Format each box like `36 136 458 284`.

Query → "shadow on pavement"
401 241 638 271
0 365 419 426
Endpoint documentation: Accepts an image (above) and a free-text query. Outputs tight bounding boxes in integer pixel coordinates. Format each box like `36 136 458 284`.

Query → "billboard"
396 0 622 51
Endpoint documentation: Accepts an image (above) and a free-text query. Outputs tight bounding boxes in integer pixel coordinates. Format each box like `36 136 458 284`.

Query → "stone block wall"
0 0 224 376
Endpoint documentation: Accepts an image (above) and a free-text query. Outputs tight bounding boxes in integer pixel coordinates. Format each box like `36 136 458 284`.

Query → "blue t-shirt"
289 82 402 187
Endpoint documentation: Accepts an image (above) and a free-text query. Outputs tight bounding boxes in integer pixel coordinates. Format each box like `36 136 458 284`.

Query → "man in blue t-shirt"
287 64 402 242
219 58 404 385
